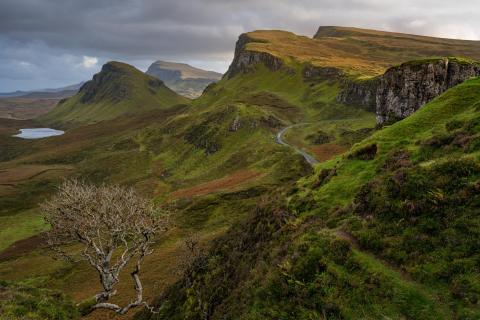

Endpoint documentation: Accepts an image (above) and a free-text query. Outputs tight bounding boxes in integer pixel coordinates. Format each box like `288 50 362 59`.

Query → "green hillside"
139 77 480 320
2 26 480 320
40 61 189 126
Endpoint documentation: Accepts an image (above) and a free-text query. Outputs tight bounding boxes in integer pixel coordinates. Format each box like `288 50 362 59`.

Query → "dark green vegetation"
2 26 480 319
139 77 480 320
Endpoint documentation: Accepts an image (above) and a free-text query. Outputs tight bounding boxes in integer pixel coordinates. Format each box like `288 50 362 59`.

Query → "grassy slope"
4 27 480 319
281 77 480 319
40 62 188 126
141 78 480 320
0 64 318 319
256 78 480 318
0 281 79 319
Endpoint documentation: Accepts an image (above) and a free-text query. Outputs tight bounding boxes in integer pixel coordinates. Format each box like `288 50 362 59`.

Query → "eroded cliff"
224 34 284 79
376 58 480 124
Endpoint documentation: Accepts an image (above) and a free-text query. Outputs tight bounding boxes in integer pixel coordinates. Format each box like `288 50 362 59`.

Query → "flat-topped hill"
146 60 222 98
226 26 480 78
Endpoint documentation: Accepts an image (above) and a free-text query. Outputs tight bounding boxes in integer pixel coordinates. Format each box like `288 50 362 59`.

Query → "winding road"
276 123 319 166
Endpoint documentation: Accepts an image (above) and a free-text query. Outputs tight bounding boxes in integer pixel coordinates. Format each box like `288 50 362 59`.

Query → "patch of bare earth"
0 233 47 261
311 143 348 162
170 170 262 199
0 164 73 184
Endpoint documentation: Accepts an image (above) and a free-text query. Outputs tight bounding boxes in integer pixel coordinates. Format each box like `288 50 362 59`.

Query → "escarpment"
337 77 379 111
337 58 480 125
225 31 480 127
225 34 284 79
376 58 480 125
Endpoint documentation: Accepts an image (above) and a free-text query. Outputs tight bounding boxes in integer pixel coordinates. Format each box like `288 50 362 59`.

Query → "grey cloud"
1 0 480 91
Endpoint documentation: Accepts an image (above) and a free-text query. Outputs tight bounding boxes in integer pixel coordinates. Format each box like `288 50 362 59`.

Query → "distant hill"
0 97 59 120
0 84 82 120
20 90 78 99
146 60 222 98
0 82 83 99
41 61 188 125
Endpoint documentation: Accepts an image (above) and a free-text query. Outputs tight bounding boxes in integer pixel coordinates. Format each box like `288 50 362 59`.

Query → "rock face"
337 78 379 112
376 58 480 124
302 65 344 82
225 34 284 79
79 62 136 104
336 58 480 124
146 60 222 98
78 62 167 104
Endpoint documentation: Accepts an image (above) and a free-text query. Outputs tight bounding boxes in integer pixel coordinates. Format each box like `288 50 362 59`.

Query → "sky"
1 0 480 92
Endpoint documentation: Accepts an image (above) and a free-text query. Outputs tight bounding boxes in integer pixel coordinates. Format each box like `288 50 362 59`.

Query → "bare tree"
42 179 168 315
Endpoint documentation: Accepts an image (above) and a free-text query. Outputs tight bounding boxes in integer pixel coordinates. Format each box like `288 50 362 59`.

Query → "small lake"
13 128 65 139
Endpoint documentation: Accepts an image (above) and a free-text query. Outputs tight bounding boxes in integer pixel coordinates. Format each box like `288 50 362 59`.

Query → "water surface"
13 128 65 139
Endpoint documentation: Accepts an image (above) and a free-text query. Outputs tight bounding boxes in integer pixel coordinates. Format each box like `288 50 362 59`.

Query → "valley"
1 25 480 319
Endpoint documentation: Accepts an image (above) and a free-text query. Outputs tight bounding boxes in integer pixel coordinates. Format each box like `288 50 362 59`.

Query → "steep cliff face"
337 78 379 111
79 62 139 104
376 58 480 124
225 34 284 79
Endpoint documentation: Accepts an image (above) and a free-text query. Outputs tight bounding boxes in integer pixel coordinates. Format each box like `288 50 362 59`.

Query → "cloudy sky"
1 0 480 91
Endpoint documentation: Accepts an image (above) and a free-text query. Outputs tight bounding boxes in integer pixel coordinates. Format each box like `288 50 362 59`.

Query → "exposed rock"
79 62 131 104
336 58 480 125
337 77 379 111
229 115 242 132
376 58 480 125
303 65 344 82
225 34 284 79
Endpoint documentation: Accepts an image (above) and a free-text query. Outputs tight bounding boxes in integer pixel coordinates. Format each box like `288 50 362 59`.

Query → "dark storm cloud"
1 0 480 91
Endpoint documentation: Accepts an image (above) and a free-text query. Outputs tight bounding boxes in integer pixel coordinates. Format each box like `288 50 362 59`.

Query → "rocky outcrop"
376 58 480 125
337 77 379 112
79 62 134 104
303 65 344 82
336 58 480 124
225 34 284 79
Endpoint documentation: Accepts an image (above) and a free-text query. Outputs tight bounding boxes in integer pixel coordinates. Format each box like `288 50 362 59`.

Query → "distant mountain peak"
146 60 222 98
